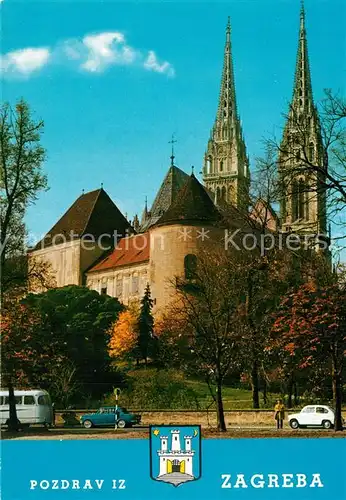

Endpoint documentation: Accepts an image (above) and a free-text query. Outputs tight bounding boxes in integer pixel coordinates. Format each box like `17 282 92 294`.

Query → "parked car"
80 406 141 429
288 405 343 429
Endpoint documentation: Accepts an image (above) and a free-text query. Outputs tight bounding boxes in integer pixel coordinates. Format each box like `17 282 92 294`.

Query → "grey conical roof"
140 165 189 231
157 174 223 226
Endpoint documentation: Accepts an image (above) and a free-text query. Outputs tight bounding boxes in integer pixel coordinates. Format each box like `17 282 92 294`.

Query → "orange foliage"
108 310 138 359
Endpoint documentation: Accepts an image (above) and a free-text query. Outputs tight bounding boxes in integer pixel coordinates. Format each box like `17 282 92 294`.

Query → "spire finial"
300 0 306 35
226 16 231 43
169 134 177 166
191 165 195 175
82 188 85 195
300 0 305 17
101 182 104 189
145 195 148 212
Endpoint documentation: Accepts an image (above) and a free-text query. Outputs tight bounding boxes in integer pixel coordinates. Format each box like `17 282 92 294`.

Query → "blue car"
80 406 141 429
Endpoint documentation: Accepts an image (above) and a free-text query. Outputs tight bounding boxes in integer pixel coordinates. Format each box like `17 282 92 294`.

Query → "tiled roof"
32 189 131 251
141 165 189 231
88 233 150 273
156 174 223 226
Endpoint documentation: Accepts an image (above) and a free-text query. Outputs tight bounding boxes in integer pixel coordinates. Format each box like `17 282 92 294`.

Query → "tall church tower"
279 3 327 236
203 18 250 211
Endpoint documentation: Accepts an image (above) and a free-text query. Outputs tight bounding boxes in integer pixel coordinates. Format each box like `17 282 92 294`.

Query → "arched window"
184 254 197 280
221 186 226 202
219 160 224 172
216 187 221 203
309 142 314 162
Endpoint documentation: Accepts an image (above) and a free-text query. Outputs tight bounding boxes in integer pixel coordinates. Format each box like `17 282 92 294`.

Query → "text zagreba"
29 479 126 490
221 473 324 489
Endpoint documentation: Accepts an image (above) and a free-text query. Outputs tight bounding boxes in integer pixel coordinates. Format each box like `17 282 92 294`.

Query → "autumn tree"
1 303 43 430
0 100 48 301
158 248 250 431
108 309 138 362
270 281 346 431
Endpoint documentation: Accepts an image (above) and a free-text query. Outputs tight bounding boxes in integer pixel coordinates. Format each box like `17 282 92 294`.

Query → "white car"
288 405 338 429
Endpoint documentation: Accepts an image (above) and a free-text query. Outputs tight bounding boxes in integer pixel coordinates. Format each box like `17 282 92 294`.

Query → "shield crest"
149 425 202 487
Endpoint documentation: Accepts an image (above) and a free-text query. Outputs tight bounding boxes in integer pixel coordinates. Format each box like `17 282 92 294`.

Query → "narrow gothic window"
207 157 212 174
309 142 314 162
216 187 220 203
132 276 139 294
292 180 299 221
219 160 224 172
298 178 305 219
184 254 197 280
116 279 123 298
221 186 226 201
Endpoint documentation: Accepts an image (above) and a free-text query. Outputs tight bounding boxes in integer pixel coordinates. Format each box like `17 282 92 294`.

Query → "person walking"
274 399 285 429
51 402 56 427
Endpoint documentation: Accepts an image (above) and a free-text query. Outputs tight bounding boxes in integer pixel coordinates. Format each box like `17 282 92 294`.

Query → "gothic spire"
291 0 314 112
203 17 249 212
215 16 238 129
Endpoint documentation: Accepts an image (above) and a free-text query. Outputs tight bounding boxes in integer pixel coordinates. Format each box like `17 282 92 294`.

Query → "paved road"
3 425 344 440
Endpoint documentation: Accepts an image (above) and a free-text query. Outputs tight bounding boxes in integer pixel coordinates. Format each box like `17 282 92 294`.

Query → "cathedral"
29 4 328 313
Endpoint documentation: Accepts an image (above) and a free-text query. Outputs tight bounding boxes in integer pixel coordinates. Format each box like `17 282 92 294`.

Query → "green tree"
1 286 124 406
137 284 154 364
0 100 48 300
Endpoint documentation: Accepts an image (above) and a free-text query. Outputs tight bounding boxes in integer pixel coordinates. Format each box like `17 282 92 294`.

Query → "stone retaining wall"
55 410 346 428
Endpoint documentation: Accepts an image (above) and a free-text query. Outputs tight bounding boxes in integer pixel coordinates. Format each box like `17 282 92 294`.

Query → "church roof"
32 188 131 251
156 174 223 226
140 165 189 231
88 233 150 273
249 198 279 232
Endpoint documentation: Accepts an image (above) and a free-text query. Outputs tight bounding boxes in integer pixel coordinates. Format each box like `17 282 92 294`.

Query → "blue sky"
1 0 346 254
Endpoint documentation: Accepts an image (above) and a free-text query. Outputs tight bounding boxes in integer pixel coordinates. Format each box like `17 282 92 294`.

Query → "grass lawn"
185 378 277 409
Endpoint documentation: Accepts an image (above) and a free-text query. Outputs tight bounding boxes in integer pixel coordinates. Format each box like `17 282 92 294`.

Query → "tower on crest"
279 2 327 237
203 17 250 211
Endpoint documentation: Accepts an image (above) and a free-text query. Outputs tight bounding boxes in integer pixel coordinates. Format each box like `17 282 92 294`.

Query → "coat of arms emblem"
149 425 202 487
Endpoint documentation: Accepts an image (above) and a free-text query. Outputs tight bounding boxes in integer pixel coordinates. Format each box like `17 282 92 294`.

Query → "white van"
0 389 53 427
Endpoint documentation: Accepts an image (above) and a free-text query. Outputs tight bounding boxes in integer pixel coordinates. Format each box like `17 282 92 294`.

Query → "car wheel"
289 419 299 429
322 420 332 429
117 419 126 429
83 420 93 429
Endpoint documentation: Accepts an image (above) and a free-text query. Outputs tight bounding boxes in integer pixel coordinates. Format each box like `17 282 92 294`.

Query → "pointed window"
221 186 226 202
219 160 224 172
297 178 306 220
207 157 212 174
184 254 197 280
309 142 314 162
292 180 299 221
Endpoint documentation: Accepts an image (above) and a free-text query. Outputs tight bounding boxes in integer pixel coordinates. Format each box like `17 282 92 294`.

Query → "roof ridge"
81 188 102 236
